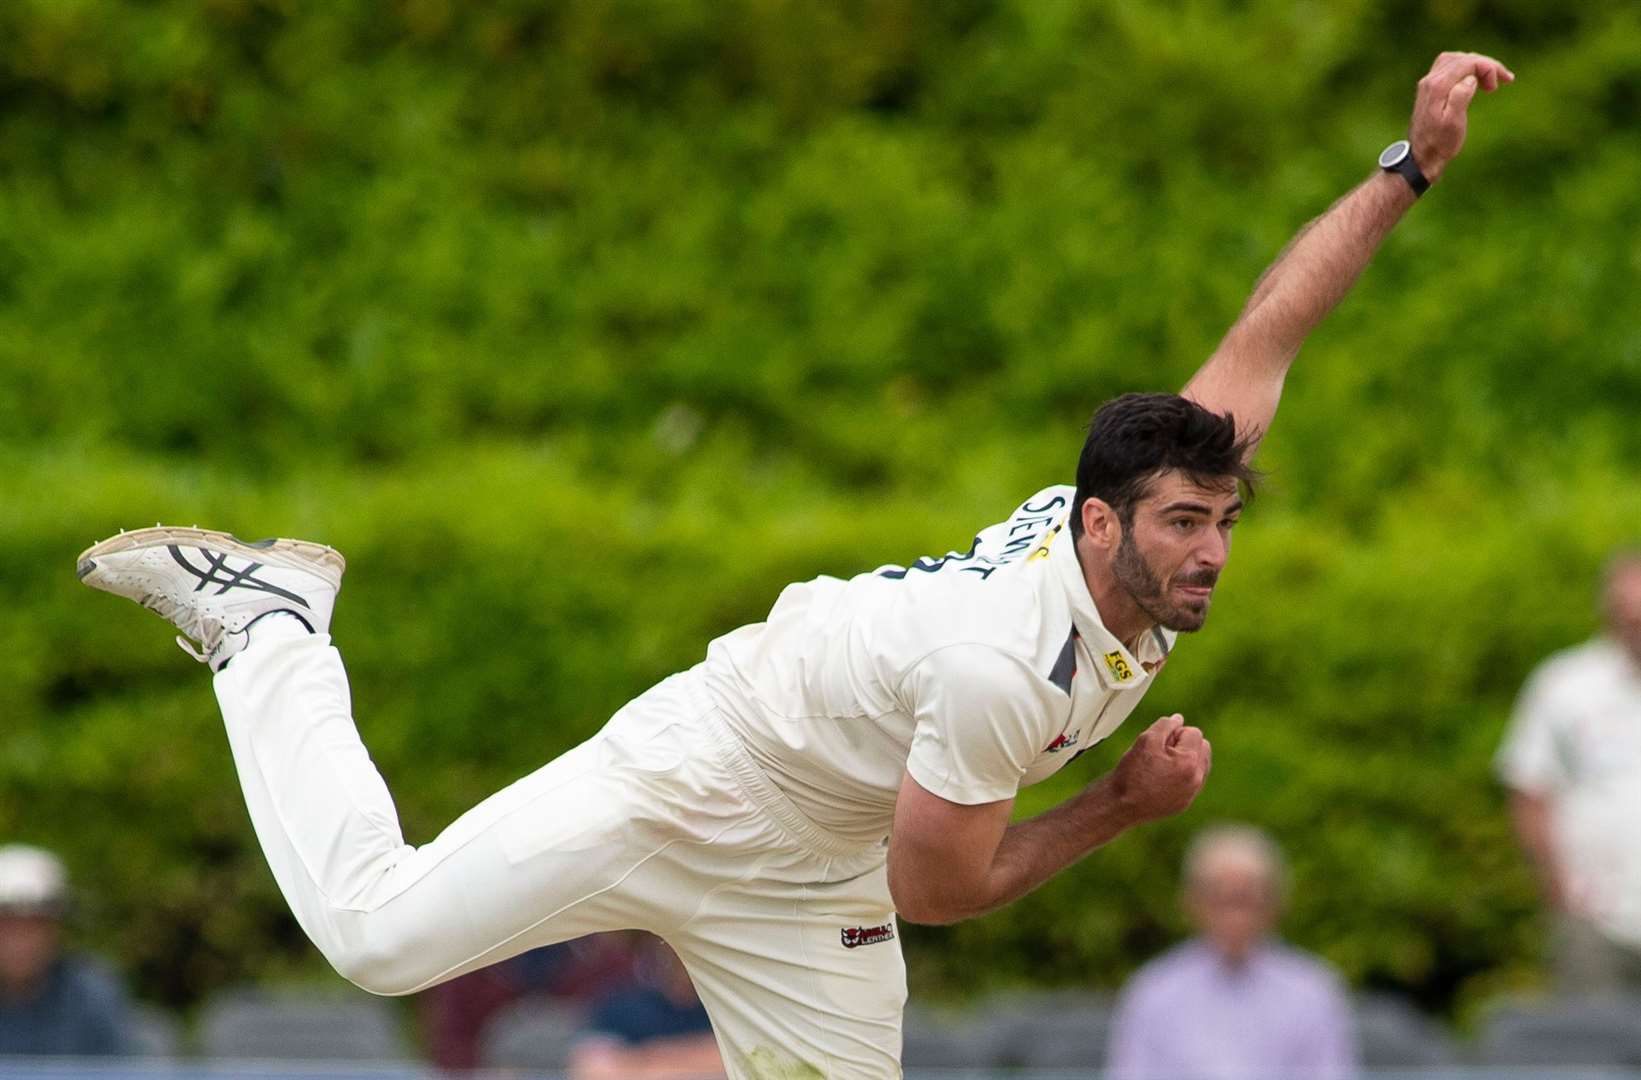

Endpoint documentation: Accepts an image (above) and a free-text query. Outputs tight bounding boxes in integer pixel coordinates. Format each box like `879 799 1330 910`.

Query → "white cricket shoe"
77 527 346 671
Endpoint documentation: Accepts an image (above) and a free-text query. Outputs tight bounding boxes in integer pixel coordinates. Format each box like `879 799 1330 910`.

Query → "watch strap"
1382 142 1430 196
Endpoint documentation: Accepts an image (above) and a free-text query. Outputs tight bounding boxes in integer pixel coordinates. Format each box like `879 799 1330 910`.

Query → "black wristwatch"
1378 139 1429 196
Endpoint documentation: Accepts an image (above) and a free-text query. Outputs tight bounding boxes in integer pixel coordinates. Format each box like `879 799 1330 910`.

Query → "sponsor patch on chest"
1103 650 1135 682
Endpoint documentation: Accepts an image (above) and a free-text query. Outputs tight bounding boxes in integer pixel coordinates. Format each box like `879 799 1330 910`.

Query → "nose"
1195 529 1229 572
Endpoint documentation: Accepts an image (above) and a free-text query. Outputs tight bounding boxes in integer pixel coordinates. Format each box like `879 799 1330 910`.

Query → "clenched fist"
1107 714 1212 825
1409 51 1514 184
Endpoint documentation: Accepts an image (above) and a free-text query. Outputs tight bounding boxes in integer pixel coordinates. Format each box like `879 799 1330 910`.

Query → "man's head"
1071 394 1258 634
0 845 70 997
1182 824 1285 964
1603 549 1641 663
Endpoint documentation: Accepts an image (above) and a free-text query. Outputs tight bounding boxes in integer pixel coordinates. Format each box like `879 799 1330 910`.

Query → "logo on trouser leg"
840 922 895 949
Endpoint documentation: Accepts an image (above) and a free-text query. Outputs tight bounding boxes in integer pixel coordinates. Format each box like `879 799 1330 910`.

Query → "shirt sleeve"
901 643 1062 806
1495 660 1573 794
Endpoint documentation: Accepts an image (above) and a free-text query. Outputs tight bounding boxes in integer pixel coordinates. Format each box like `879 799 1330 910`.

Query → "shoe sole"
77 527 346 588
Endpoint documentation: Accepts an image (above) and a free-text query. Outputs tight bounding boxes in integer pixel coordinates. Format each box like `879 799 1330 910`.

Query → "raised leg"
214 622 656 995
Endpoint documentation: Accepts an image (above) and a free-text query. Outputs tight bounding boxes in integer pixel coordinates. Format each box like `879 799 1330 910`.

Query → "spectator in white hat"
0 844 132 1057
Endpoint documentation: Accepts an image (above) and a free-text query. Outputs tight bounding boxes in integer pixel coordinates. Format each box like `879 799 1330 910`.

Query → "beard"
1112 528 1217 633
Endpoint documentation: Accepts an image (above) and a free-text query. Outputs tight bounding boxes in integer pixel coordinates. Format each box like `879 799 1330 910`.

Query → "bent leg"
214 627 662 995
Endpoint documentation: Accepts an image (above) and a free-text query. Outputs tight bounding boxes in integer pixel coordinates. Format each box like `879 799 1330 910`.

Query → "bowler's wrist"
1087 771 1148 831
1409 139 1447 185
1372 166 1423 208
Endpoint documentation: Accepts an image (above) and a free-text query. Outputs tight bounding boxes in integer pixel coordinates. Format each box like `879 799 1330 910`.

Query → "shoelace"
138 592 223 665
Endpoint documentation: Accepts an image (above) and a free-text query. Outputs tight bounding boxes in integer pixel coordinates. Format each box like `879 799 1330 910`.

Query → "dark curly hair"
1069 393 1260 538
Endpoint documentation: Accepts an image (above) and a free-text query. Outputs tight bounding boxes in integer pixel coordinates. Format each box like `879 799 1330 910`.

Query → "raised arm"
1182 51 1514 450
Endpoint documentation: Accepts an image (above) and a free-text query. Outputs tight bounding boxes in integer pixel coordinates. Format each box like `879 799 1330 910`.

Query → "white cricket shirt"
1496 637 1641 946
701 485 1175 846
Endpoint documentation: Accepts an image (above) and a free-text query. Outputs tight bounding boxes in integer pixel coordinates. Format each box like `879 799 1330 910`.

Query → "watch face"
1379 139 1411 169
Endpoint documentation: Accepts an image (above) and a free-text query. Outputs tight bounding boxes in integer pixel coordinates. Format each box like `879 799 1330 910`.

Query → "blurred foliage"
3 0 1640 1024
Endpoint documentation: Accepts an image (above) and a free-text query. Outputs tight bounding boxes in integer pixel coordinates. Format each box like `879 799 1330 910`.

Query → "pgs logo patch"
840 923 896 949
1103 651 1135 683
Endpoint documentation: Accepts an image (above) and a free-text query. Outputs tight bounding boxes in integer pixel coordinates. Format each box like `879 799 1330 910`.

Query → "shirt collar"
1046 518 1175 691
1189 937 1278 980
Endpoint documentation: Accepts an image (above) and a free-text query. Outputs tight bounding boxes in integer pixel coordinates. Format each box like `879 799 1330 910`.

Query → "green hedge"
4 0 1640 1018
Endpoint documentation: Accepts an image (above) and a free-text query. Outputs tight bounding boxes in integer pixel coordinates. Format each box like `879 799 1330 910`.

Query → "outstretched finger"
1473 54 1516 89
1425 51 1507 99
1459 53 1515 93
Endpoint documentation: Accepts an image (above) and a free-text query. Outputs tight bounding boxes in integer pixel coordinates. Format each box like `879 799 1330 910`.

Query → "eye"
1172 519 1195 532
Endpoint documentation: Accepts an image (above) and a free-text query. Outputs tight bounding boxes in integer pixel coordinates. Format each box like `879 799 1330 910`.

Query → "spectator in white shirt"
1497 548 1641 992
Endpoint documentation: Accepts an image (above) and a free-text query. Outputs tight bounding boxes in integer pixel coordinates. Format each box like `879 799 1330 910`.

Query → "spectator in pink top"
1107 825 1356 1080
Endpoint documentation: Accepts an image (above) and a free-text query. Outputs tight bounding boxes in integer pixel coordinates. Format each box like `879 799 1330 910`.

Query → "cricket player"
78 52 1510 1078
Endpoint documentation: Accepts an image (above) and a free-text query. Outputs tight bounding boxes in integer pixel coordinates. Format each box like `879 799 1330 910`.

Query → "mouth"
1175 584 1215 603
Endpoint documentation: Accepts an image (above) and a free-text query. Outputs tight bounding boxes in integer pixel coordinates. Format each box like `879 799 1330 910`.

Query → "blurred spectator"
567 935 722 1080
422 932 638 1069
1497 548 1641 993
0 844 132 1057
1107 824 1355 1080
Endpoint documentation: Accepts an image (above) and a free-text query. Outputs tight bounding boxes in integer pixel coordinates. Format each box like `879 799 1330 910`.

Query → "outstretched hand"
1410 51 1514 184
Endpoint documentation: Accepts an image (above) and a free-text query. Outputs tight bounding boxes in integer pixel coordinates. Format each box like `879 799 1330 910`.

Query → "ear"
1079 497 1122 551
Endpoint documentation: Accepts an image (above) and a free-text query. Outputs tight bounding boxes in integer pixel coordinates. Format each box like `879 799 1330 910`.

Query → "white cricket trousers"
213 626 907 1079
